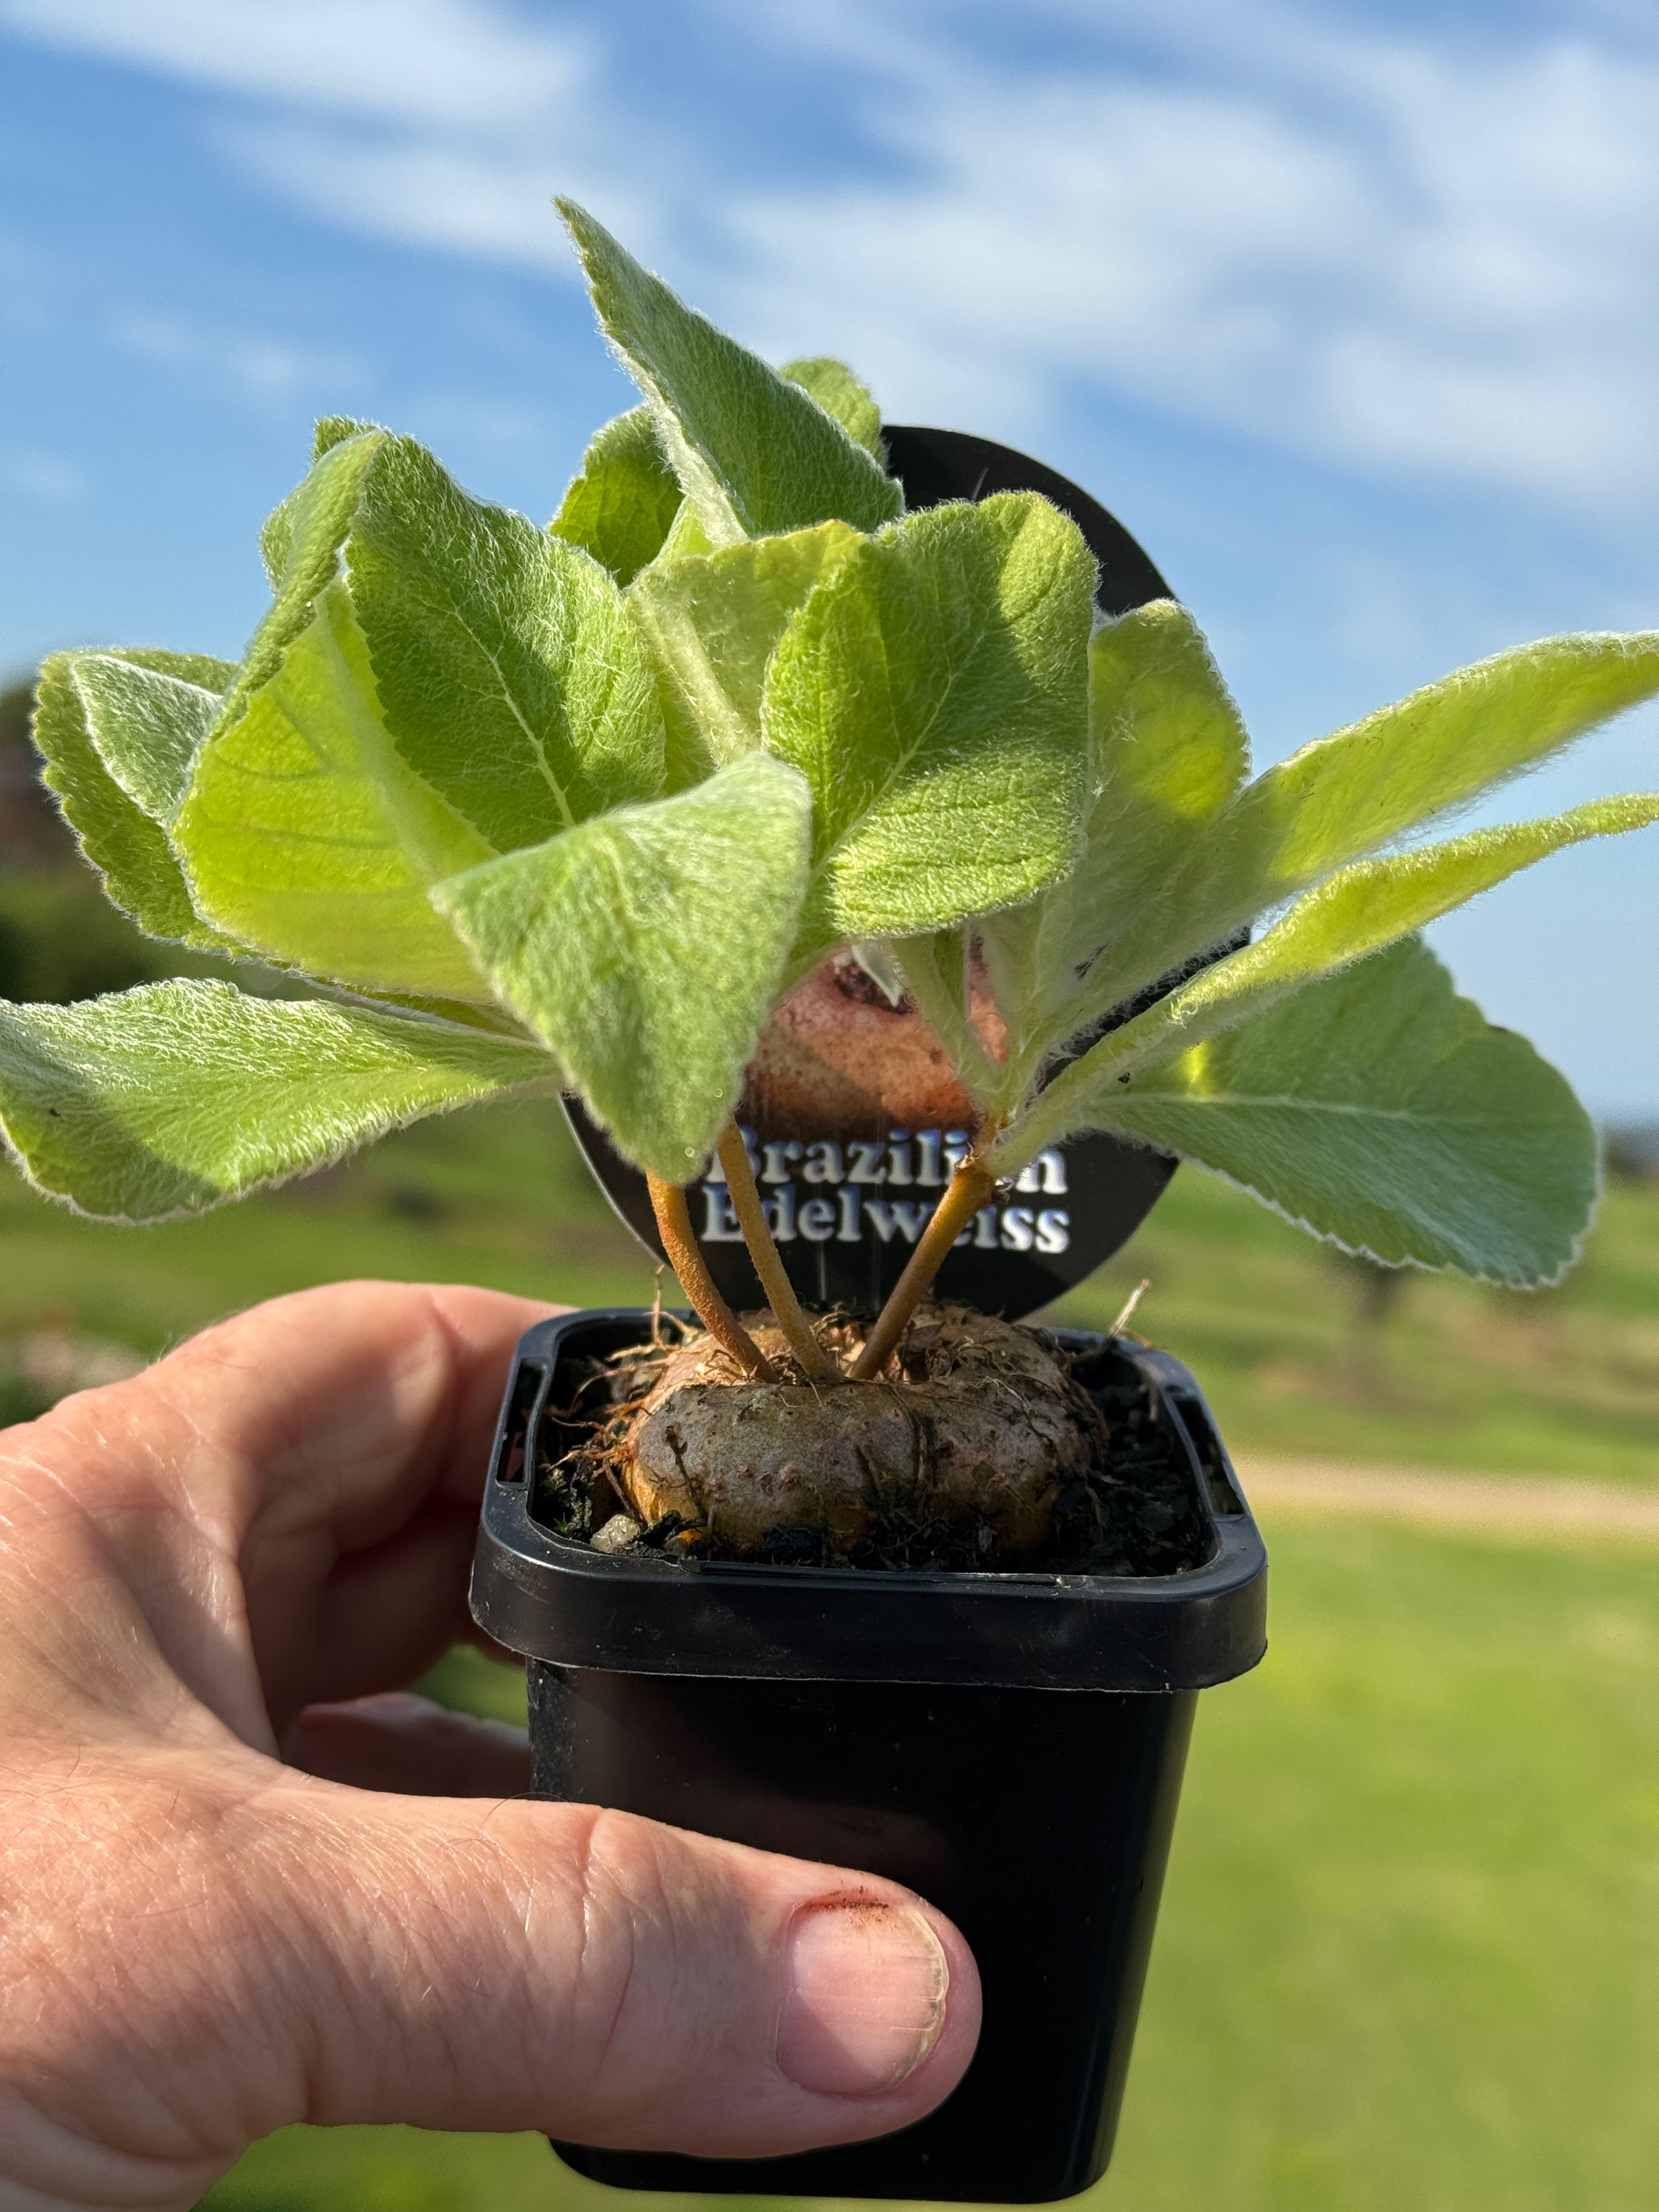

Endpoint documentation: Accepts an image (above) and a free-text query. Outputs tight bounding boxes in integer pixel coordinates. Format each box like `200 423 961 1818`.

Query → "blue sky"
2 0 1656 1111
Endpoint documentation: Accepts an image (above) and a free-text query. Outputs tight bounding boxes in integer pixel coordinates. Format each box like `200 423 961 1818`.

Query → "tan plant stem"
715 1125 837 1378
646 1172 780 1381
849 1156 1000 1381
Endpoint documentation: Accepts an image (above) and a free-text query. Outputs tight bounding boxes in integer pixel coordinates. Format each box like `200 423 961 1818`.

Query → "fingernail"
776 1899 949 2096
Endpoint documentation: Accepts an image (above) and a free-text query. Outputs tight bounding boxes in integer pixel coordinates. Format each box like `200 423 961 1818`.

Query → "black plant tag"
566 428 1197 1320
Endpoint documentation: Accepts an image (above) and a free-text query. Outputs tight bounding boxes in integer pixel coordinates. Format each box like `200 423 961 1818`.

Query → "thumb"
255 1777 981 2158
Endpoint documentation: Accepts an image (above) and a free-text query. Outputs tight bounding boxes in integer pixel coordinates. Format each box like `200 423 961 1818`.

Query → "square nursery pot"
470 1307 1267 2204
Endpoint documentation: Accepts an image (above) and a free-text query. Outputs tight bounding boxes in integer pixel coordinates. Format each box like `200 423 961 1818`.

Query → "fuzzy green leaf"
258 417 365 584
232 428 388 726
558 198 902 546
847 939 908 1005
32 652 243 952
1066 599 1250 960
980 599 1248 1086
629 521 862 779
177 582 496 999
549 404 684 588
434 753 812 1180
312 415 373 461
1050 938 1597 1285
70 652 228 823
1083 628 1659 1021
248 428 666 855
893 927 1000 1103
782 358 885 458
344 435 666 848
1013 792 1659 1163
0 979 554 1221
762 492 1095 957
1247 631 1659 881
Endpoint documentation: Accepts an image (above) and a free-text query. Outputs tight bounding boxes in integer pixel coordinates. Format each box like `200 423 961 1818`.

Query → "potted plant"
5 202 1656 2201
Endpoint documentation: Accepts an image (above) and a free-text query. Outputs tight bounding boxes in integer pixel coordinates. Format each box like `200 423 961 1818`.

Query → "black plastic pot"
471 1310 1267 2204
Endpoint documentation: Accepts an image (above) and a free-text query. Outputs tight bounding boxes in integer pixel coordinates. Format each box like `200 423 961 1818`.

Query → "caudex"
8 200 1659 1554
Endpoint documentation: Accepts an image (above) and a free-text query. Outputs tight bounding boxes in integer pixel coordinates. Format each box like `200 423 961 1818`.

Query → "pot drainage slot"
493 1359 550 1485
1167 1390 1244 1518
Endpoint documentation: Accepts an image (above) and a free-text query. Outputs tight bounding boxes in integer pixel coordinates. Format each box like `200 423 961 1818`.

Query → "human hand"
0 1282 979 2210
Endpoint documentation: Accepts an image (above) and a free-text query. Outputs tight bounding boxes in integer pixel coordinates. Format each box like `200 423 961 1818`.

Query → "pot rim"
470 1308 1268 1694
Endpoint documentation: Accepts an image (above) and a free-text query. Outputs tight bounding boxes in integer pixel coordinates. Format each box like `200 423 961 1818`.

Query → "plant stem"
849 1156 1000 1380
646 1172 780 1381
715 1126 837 1378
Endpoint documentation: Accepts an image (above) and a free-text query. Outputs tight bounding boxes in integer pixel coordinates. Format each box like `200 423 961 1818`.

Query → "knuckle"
0 1753 294 2168
520 1803 679 2093
538 1804 754 2103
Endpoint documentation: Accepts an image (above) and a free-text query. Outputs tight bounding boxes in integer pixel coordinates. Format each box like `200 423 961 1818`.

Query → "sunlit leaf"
244 428 667 859
549 403 684 587
177 582 496 999
434 753 812 1180
782 357 885 458
1034 938 1596 1285
344 435 667 849
1026 791 1659 1157
70 652 229 824
979 598 1248 1093
629 521 861 778
1081 627 1659 1021
0 978 554 1221
258 414 377 584
559 198 902 545
231 427 387 726
32 651 242 952
762 492 1095 956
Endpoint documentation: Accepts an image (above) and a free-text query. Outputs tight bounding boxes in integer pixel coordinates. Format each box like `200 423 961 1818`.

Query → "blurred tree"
1602 1126 1659 1184
1329 1246 1411 1330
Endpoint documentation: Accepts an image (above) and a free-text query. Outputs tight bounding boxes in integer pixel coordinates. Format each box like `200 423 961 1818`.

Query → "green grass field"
203 1519 1659 2211
2 1088 1657 1481
1065 1162 1659 1485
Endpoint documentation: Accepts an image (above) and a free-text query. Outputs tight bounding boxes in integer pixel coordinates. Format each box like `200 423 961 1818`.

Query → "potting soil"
534 1322 1213 1577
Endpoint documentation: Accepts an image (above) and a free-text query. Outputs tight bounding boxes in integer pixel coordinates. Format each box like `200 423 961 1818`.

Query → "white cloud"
6 0 1659 507
224 120 656 277
2 0 672 278
2 447 84 501
723 5 1659 506
109 310 366 403
0 0 589 128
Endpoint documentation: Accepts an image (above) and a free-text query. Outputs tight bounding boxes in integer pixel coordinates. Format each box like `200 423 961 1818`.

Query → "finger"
251 1788 983 2159
153 1279 559 1528
286 1493 480 1714
216 1283 559 1720
24 1283 560 1736
283 1694 532 1797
